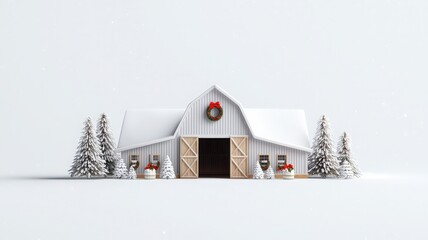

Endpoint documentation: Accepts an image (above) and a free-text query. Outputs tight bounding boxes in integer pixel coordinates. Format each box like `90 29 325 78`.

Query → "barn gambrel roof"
117 85 311 152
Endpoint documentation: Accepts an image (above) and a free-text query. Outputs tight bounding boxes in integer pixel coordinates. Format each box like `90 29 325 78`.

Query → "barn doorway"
198 138 230 178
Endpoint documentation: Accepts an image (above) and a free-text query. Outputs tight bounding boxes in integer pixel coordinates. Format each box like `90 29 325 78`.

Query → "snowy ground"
0 174 427 240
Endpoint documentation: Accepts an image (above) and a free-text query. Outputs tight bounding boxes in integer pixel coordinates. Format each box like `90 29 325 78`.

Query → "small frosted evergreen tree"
339 160 354 179
264 165 275 179
128 166 137 179
308 115 339 178
253 161 264 179
337 132 361 178
160 155 176 179
114 155 128 179
96 113 118 175
69 118 107 178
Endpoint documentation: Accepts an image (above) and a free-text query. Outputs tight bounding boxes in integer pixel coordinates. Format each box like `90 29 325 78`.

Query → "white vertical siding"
249 139 308 175
121 88 308 176
121 139 179 175
176 88 251 136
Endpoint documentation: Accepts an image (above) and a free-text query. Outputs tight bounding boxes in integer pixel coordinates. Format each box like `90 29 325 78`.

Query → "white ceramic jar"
283 169 295 179
144 169 156 180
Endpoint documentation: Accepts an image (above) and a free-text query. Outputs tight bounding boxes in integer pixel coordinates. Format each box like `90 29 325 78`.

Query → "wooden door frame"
230 135 249 179
180 136 199 178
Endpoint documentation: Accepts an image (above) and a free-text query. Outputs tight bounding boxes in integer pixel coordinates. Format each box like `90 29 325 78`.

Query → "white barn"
117 85 311 178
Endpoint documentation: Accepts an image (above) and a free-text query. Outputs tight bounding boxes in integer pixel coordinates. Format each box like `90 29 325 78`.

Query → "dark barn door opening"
199 138 230 178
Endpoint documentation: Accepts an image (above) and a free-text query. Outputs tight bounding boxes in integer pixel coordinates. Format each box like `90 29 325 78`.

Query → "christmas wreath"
259 159 270 171
130 160 140 170
207 101 223 121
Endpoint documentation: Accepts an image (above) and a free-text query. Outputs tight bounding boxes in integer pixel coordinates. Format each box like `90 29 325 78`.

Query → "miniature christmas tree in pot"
160 155 176 179
113 154 128 179
69 118 107 178
144 163 158 180
253 161 264 179
278 164 295 179
264 165 275 179
128 166 137 179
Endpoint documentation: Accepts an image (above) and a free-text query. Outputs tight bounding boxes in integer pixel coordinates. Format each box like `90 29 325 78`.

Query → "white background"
1 0 427 177
1 1 427 239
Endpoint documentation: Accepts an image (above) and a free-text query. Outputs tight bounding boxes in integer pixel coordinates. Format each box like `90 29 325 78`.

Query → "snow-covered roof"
117 109 185 150
117 85 311 152
243 109 311 151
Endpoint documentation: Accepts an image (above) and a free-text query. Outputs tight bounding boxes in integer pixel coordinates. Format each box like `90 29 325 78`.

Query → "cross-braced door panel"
230 136 248 178
180 137 199 178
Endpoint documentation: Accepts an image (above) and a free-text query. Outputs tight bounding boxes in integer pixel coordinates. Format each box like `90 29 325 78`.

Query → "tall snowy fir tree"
96 113 118 175
69 118 107 178
339 160 354 179
160 155 176 179
113 155 128 179
308 115 339 178
337 132 361 178
253 161 264 179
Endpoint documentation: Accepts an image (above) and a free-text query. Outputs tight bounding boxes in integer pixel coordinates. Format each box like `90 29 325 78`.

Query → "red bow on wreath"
209 102 221 109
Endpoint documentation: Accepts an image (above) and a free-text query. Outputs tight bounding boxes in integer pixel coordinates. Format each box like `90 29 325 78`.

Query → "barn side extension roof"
117 109 185 151
243 109 311 152
117 85 312 152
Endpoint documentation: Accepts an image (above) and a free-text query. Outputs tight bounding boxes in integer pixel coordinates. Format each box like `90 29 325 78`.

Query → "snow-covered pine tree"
308 115 339 178
69 118 107 178
337 132 361 178
114 155 128 179
96 113 118 175
253 161 264 179
264 165 275 179
160 155 176 179
128 166 137 179
339 160 354 179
